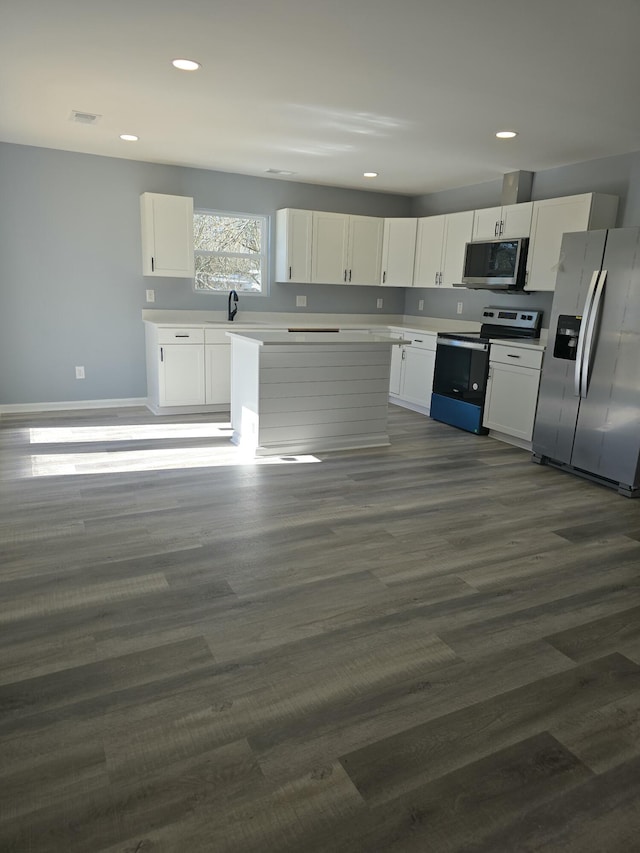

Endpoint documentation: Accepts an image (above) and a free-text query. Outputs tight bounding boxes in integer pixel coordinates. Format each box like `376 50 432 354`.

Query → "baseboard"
0 398 148 415
389 397 430 416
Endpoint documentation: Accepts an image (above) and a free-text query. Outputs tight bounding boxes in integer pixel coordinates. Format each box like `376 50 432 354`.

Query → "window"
193 210 268 294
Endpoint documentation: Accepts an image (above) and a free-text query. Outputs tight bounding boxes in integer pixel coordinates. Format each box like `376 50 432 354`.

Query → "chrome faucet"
228 289 239 321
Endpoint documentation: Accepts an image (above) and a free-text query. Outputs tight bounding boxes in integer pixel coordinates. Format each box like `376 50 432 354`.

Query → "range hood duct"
501 170 533 206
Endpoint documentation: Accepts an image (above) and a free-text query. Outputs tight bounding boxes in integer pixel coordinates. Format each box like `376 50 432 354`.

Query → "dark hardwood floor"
1 404 640 852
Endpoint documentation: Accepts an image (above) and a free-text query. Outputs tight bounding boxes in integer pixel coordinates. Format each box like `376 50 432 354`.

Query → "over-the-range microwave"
455 237 529 291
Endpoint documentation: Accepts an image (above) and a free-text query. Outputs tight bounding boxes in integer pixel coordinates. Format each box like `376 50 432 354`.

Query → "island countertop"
225 330 408 345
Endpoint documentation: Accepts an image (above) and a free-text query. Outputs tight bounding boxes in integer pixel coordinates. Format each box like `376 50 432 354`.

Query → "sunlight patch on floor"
28 445 320 476
29 423 234 444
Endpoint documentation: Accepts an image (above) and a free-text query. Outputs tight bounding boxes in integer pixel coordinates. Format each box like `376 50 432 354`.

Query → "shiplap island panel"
228 331 407 456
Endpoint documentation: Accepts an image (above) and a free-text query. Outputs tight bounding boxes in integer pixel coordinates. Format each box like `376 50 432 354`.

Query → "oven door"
432 338 489 405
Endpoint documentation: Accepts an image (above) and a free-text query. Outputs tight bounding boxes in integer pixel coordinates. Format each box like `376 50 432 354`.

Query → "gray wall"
0 142 411 405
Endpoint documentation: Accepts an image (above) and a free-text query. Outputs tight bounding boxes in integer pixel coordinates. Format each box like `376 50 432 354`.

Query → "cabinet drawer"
406 332 437 351
204 329 231 344
157 327 205 344
490 344 543 370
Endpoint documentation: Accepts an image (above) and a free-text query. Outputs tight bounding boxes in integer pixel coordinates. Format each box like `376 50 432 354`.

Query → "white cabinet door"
473 203 532 241
441 210 475 288
472 206 503 241
401 346 436 408
348 215 383 285
276 209 312 282
414 215 446 288
501 202 533 238
140 193 194 277
389 339 403 396
159 345 205 406
312 211 349 284
205 344 231 405
381 218 417 287
483 362 540 441
525 194 618 292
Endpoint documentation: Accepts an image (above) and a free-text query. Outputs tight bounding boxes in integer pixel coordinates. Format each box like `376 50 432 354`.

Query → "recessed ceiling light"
119 134 139 142
496 130 518 139
172 58 201 71
363 171 378 178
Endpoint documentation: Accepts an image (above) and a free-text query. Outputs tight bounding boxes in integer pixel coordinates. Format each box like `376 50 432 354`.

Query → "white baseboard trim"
0 398 148 415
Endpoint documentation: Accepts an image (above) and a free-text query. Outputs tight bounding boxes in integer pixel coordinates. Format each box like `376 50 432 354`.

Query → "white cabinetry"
140 193 194 277
381 218 417 287
310 212 383 285
483 343 544 447
145 325 232 413
275 208 312 283
388 330 437 414
347 215 384 285
525 193 618 292
414 210 474 288
472 202 533 241
205 329 232 405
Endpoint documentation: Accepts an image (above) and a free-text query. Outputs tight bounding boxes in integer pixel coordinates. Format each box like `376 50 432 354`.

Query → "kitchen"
3 1 640 850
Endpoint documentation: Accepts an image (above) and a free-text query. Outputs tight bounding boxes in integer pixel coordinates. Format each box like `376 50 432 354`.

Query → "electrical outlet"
75 366 85 379
418 299 424 311
457 301 464 315
296 294 307 308
145 289 155 303
376 298 384 309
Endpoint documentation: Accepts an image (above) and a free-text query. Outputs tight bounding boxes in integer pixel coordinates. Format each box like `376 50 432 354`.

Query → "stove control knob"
472 382 479 390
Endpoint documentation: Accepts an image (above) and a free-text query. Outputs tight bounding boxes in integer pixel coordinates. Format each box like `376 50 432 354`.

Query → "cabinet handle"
175 334 189 338
494 221 499 237
151 256 155 272
382 271 387 283
500 220 505 236
402 348 406 360
507 353 521 358
344 269 347 282
414 338 423 343
438 272 443 285
289 266 292 280
349 269 352 282
434 273 438 286
160 346 163 362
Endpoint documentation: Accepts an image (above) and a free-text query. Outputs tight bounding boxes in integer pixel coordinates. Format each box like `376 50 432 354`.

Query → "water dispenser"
553 314 581 361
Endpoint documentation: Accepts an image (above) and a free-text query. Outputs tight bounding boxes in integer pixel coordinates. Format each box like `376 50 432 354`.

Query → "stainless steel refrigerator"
532 227 640 497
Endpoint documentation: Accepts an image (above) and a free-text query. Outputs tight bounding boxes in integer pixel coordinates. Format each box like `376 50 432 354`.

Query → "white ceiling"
2 0 640 196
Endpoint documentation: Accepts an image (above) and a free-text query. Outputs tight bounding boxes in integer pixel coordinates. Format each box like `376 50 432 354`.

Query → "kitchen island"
227 330 407 456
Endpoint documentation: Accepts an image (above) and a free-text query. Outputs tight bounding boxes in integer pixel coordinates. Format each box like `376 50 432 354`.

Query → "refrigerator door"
532 229 608 464
570 227 640 490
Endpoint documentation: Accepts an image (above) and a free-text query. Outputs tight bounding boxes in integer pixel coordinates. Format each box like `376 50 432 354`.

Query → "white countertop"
226 330 408 345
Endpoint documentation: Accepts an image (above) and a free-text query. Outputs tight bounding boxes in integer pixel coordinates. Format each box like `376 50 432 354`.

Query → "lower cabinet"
389 330 437 414
159 343 205 406
483 344 544 445
145 325 232 413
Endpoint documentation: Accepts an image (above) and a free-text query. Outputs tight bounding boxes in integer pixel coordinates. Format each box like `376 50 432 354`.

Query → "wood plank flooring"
1 404 640 851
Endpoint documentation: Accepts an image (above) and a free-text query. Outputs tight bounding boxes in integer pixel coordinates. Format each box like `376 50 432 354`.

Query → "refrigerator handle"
574 270 600 397
580 270 607 398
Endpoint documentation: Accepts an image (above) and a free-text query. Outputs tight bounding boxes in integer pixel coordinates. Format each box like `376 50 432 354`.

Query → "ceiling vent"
70 110 101 125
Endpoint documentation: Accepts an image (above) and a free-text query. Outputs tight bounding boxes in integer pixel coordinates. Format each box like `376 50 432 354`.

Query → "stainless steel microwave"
456 237 529 290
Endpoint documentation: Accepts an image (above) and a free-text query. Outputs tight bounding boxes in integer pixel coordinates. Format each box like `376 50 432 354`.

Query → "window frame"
193 208 270 296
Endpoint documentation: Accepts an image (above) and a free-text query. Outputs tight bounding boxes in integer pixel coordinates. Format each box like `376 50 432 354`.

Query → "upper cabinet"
140 193 194 277
525 193 618 291
472 202 533 241
414 210 474 288
275 208 312 283
381 218 417 287
276 209 383 285
347 215 384 285
310 212 383 285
